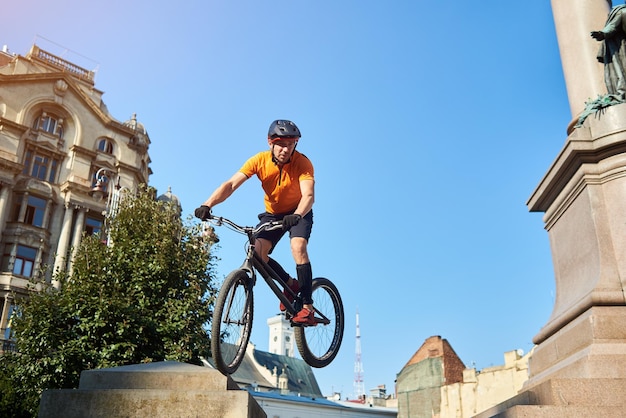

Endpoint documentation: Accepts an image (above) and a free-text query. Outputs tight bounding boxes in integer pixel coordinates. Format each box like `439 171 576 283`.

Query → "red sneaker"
280 279 300 311
292 308 316 326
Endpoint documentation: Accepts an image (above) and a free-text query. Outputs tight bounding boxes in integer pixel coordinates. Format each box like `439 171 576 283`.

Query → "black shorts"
254 210 313 254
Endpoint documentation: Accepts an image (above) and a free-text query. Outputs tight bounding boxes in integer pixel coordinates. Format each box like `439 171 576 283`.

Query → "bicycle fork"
222 284 248 325
223 283 250 326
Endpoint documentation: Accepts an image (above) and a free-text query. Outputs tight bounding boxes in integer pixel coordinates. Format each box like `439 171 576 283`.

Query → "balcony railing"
29 45 95 82
0 338 16 354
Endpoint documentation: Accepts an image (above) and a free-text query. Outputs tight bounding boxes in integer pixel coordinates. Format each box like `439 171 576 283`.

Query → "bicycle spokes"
223 283 250 326
211 270 254 375
294 278 344 368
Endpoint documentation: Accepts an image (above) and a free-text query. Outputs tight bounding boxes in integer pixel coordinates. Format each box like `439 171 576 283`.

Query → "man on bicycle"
195 119 316 325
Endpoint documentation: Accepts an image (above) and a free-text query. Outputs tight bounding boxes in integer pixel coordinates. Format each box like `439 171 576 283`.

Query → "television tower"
354 308 365 400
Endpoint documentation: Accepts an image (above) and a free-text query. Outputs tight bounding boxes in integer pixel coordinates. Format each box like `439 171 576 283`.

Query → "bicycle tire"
294 277 344 368
211 269 254 375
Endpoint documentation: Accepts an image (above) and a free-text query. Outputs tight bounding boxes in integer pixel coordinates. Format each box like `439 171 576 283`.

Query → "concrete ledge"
39 389 264 418
79 361 240 391
481 405 624 418
529 378 626 407
473 392 534 418
38 362 266 418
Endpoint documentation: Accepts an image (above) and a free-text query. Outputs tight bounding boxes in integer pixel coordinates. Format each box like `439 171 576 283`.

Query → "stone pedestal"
475 377 626 417
526 103 626 383
476 103 626 418
38 361 266 418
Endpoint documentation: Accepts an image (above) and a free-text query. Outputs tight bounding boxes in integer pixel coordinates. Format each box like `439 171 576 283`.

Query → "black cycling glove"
282 214 301 229
194 205 212 220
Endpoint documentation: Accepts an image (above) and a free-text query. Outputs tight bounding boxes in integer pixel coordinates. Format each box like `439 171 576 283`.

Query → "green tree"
0 185 217 416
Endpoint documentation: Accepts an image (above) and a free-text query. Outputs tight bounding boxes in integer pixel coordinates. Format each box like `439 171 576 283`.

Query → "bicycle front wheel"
295 277 344 368
211 269 254 375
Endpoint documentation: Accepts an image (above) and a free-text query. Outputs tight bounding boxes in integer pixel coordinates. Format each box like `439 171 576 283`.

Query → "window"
12 245 37 277
97 138 114 154
23 150 60 183
32 155 49 179
24 196 46 227
85 217 103 236
33 112 64 138
40 116 57 133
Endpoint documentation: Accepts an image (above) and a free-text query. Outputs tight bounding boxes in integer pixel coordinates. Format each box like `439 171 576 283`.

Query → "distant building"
440 349 531 417
254 391 397 418
268 312 296 357
396 335 465 417
0 44 151 352
370 384 397 408
209 341 322 398
395 335 530 418
206 318 398 417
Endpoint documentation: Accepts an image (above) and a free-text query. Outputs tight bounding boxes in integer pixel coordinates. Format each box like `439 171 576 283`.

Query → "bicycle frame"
252 252 331 325
238 243 299 316
210 216 299 315
209 215 330 324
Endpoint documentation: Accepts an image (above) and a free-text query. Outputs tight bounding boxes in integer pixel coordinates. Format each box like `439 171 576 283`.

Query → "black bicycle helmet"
268 120 301 141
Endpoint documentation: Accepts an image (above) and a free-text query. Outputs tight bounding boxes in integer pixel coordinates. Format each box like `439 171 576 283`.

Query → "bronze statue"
592 1 626 99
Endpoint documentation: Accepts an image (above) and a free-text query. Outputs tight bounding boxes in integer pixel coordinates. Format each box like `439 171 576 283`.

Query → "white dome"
123 113 148 135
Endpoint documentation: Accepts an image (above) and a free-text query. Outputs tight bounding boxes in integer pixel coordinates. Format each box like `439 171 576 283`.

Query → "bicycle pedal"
290 317 318 327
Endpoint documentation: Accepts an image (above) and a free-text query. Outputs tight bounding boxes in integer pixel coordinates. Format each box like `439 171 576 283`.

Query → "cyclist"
195 119 316 325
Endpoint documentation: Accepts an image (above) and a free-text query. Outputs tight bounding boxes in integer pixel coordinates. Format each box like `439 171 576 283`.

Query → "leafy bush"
0 185 217 416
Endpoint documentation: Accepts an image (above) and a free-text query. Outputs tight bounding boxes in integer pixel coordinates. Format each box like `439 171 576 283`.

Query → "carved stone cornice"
69 144 97 159
0 117 28 134
24 131 67 159
0 157 24 176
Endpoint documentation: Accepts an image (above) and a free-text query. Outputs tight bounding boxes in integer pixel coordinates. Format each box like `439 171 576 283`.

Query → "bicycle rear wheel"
211 269 254 375
294 277 344 368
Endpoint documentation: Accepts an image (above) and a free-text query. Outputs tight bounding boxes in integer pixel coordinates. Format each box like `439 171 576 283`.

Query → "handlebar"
205 214 283 235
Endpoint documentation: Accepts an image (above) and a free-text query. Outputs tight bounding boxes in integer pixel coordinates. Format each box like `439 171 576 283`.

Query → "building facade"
396 336 465 418
0 44 151 351
439 349 531 417
396 335 530 418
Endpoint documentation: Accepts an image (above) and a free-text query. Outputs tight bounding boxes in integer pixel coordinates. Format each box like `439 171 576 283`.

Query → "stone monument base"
38 361 266 418
499 100 626 418
526 306 626 385
474 305 626 417
474 377 626 417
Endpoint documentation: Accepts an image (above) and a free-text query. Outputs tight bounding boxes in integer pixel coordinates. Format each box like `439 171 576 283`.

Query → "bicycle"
205 214 344 375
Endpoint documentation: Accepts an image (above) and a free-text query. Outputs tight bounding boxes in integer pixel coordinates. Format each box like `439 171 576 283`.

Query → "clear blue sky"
6 0 582 399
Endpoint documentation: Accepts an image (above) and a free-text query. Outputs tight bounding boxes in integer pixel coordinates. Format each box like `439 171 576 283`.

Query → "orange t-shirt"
240 150 314 214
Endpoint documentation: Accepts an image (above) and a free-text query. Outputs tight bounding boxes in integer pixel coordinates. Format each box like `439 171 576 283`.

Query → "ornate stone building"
0 44 151 351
